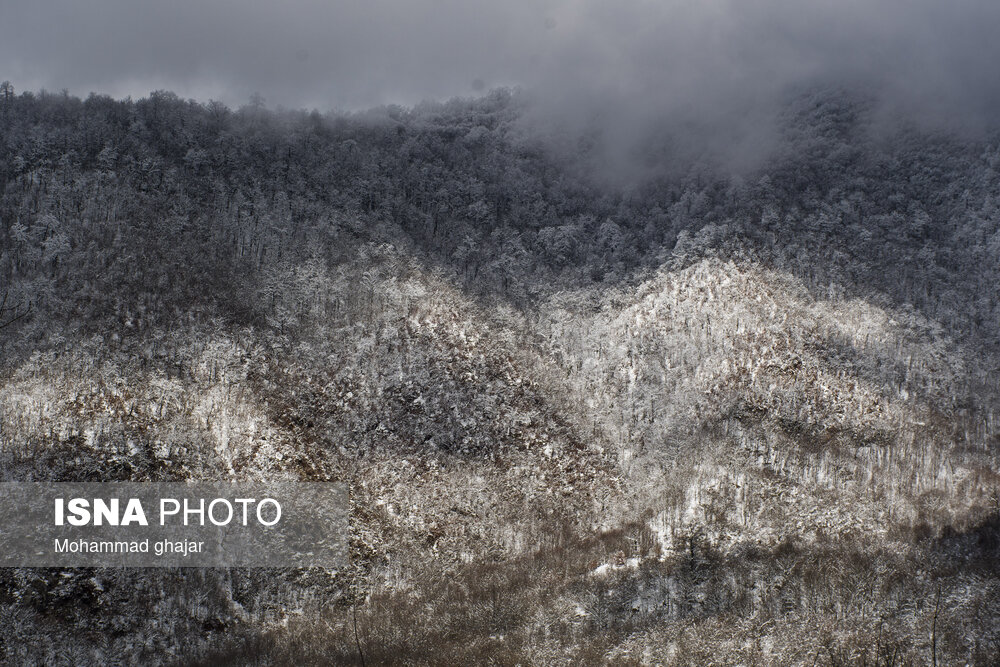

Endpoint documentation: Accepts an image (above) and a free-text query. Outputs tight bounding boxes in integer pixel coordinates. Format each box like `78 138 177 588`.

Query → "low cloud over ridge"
4 0 1000 170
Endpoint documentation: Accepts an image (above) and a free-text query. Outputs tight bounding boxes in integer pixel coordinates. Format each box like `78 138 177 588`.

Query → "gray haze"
4 0 1000 168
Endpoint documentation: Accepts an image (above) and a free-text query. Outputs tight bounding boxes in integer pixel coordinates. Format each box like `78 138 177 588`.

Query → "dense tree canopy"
2 87 1000 664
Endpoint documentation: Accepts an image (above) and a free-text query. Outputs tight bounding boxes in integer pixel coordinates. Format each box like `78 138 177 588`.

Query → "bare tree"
0 289 30 330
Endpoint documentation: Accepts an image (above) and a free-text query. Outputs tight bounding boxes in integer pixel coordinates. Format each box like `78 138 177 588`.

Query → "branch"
0 289 30 330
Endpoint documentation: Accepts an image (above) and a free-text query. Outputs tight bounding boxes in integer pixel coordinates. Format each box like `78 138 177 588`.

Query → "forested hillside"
2 85 1000 664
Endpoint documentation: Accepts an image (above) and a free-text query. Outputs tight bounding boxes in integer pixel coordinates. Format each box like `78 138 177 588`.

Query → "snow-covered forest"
2 84 1000 664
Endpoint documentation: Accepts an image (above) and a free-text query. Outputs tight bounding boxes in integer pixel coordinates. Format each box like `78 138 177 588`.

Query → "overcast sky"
4 0 1000 134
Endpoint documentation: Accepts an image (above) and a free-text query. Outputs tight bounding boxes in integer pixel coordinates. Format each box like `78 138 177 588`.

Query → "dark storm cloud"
3 0 1000 154
0 0 554 108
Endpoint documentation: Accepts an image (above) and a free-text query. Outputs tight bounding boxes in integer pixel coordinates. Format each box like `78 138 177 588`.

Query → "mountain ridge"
1 86 999 664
